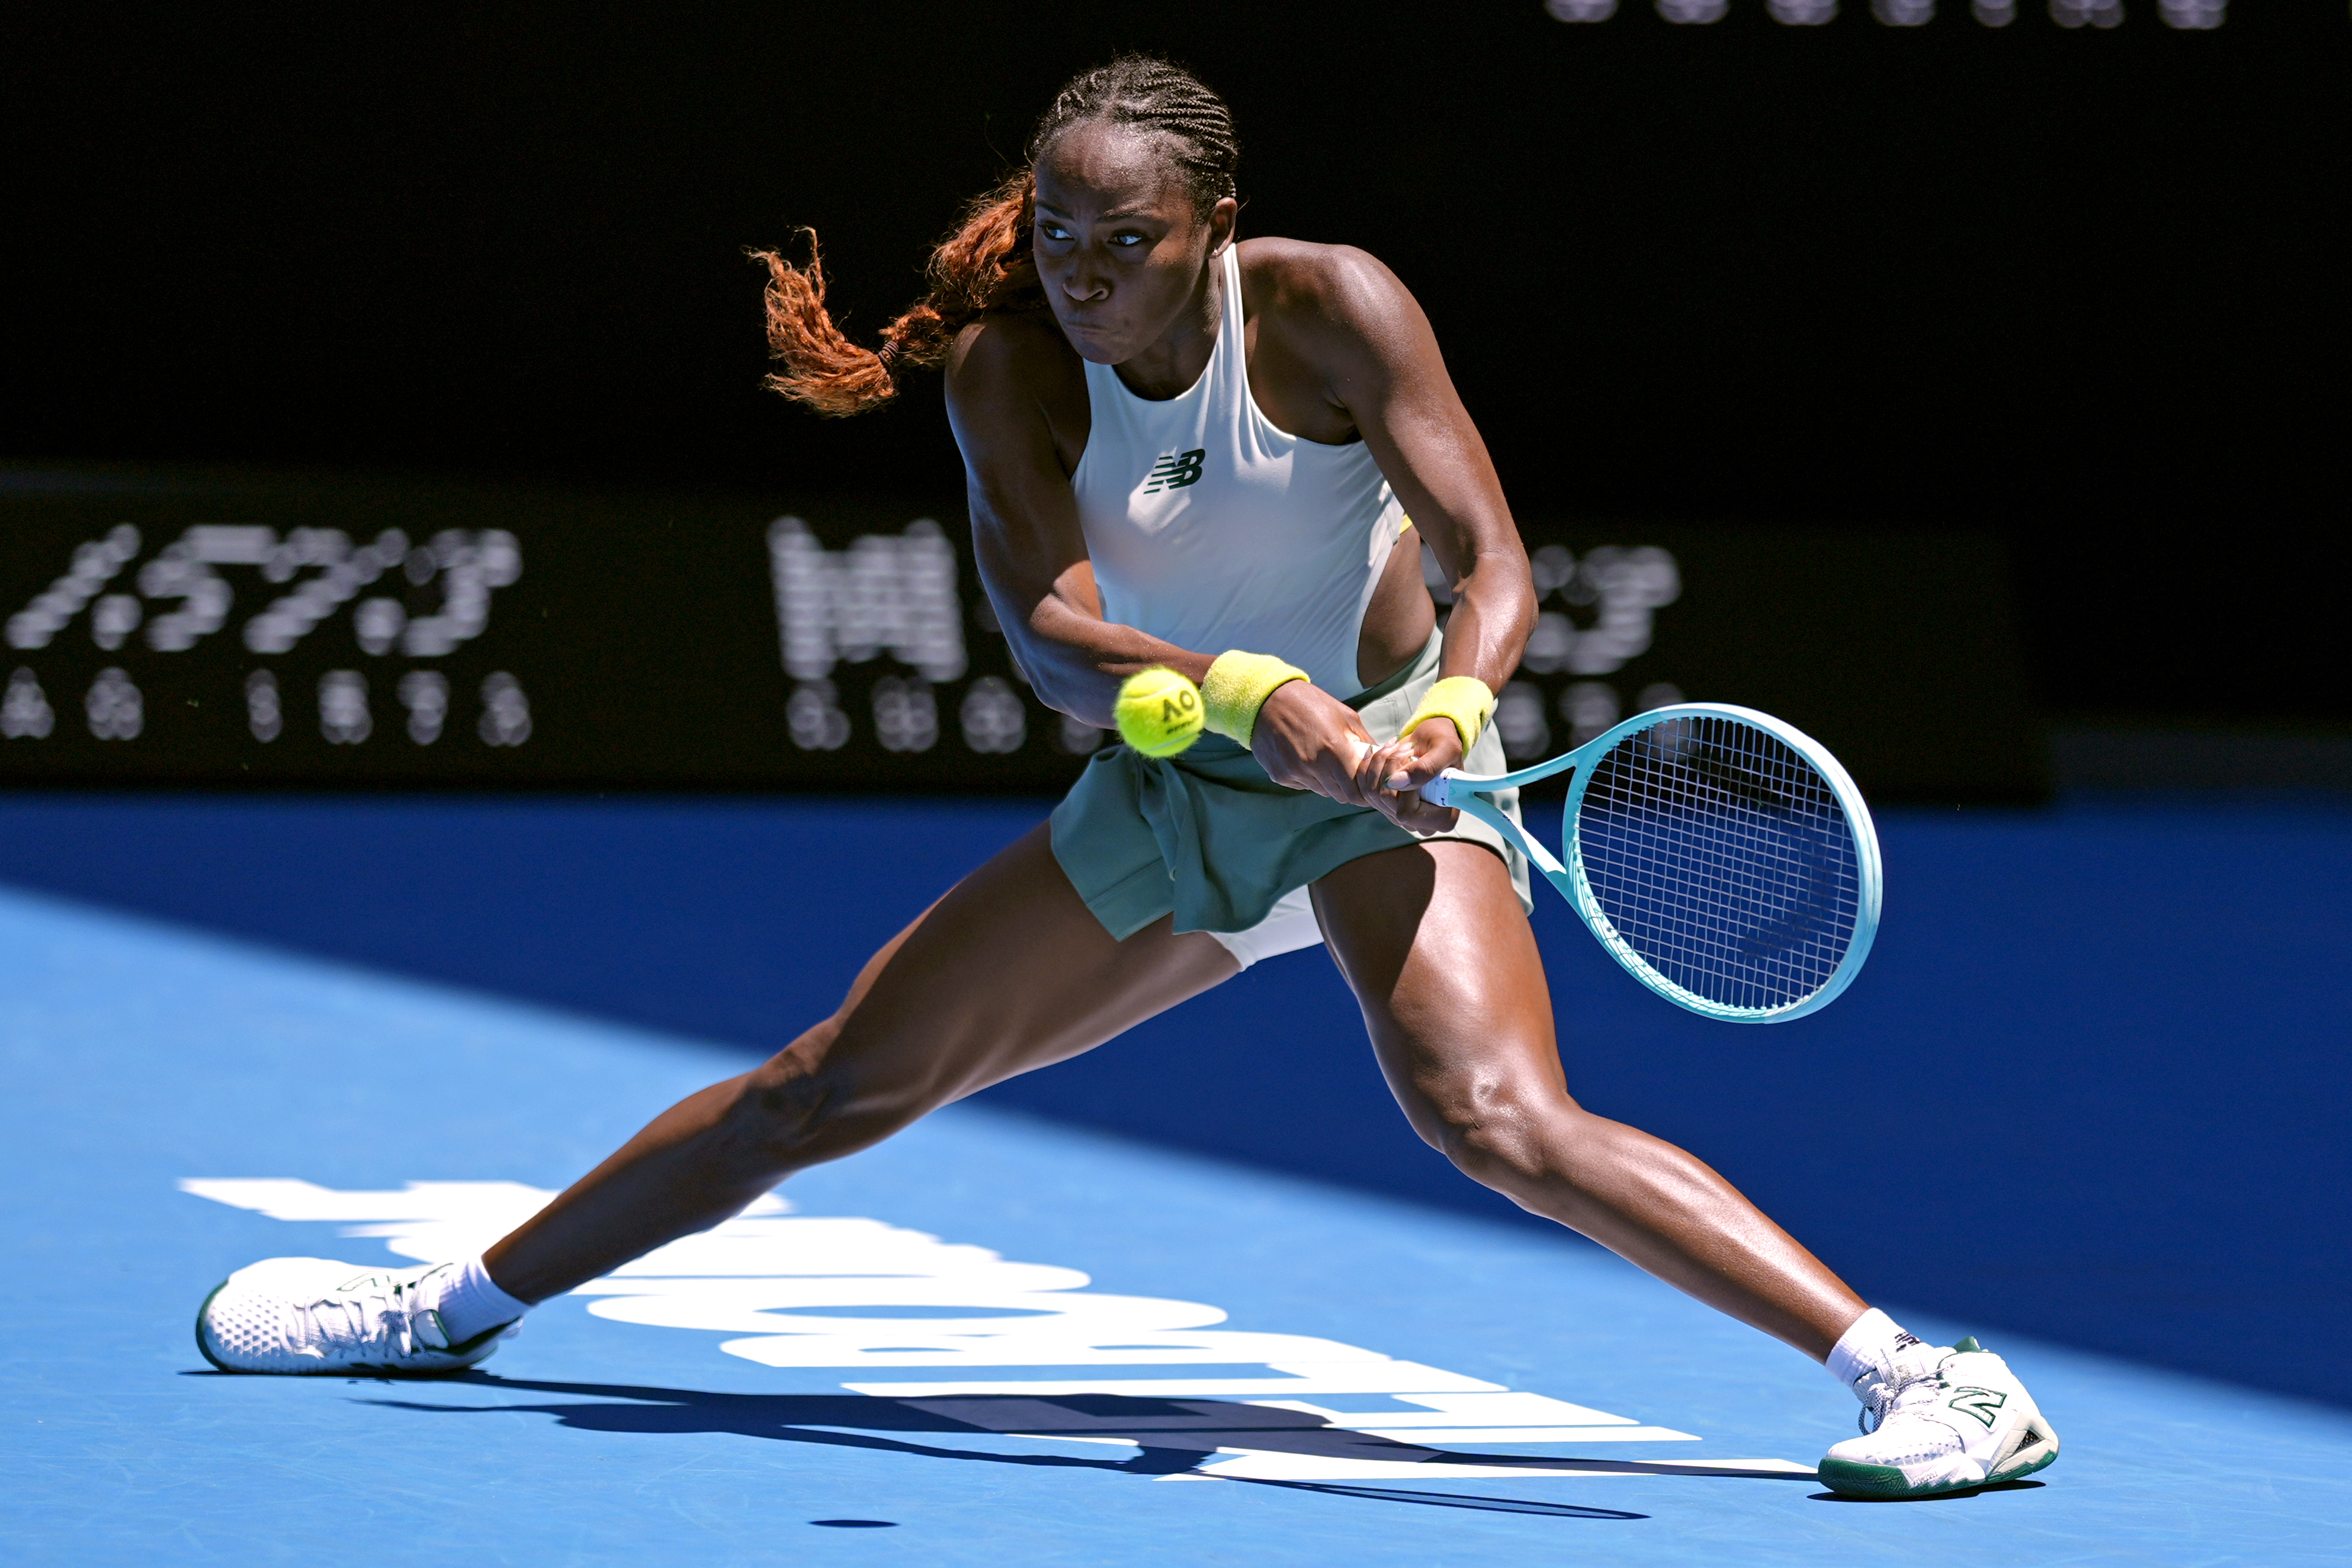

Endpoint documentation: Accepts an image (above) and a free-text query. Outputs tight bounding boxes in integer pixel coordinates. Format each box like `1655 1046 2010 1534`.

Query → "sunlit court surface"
7 2 2345 1560
4 795 2347 1566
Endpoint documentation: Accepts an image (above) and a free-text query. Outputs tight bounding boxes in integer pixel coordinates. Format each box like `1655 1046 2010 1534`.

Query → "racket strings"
1576 716 1860 1014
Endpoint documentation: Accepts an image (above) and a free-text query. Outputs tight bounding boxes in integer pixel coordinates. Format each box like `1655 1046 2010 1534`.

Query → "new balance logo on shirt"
1142 449 1207 494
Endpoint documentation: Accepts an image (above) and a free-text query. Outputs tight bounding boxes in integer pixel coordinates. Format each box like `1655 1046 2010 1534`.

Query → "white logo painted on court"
182 1177 1808 1483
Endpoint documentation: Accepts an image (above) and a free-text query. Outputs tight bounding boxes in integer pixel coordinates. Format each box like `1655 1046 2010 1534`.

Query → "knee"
1420 1077 1591 1201
723 1026 887 1171
724 1024 856 1171
724 1063 829 1167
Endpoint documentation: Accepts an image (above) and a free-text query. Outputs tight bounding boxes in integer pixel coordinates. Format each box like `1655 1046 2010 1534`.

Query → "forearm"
986 575 1211 728
967 481 1217 725
1436 543 1536 692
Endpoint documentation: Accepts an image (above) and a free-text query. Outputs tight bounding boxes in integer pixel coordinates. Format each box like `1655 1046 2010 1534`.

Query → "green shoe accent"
1953 1336 1983 1353
1996 1445 2060 1485
192 1278 235 1373
1821 1453 2040 1500
1991 1422 2061 1483
1817 1457 1916 1499
442 1317 517 1360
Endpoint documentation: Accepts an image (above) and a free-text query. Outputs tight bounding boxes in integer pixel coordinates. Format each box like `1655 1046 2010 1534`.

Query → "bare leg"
1313 840 1868 1360
482 823 1238 1303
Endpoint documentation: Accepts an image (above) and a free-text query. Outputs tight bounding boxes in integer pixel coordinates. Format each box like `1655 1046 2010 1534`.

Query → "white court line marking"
181 1175 1808 1483
1190 1451 1818 1483
1354 1426 1700 1444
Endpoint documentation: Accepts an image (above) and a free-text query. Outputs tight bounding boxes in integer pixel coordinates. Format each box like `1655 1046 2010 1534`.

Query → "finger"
1363 748 1404 801
1356 738 1407 799
1363 784 1417 834
1370 781 1451 836
1389 795 1459 836
1307 740 1368 810
1385 728 1461 792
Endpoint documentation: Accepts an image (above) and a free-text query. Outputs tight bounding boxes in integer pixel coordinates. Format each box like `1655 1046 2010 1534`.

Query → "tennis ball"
1115 667 1204 757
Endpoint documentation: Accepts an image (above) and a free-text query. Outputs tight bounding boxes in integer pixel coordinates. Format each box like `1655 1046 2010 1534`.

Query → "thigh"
1310 840 1569 1144
785 821 1240 1122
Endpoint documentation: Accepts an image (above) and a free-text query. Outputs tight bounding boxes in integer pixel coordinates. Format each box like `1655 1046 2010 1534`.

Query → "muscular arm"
1252 242 1538 824
1263 242 1536 700
944 253 1532 832
945 309 1395 814
943 313 1205 728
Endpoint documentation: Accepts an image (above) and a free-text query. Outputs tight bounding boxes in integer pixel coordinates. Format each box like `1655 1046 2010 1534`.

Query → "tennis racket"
1418 704 1882 1023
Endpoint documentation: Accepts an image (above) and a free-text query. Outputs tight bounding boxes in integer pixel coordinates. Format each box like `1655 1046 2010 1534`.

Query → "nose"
1060 258 1108 304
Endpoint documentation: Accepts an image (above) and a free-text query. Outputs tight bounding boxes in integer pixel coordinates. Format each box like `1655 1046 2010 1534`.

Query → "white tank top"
1070 244 1405 698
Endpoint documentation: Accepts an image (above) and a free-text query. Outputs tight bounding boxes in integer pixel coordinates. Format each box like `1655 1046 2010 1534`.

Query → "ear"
1206 195 1240 256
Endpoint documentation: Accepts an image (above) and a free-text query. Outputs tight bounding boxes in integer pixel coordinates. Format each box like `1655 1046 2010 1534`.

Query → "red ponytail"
755 170 1041 418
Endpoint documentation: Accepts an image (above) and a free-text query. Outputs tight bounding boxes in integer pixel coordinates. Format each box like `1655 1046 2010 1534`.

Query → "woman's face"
1031 122 1235 365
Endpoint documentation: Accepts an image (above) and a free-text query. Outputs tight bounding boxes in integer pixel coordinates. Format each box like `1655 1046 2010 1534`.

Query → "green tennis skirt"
1050 631 1532 941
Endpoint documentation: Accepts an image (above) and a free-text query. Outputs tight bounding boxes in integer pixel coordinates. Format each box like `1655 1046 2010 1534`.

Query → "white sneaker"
1819 1336 2059 1499
196 1258 517 1375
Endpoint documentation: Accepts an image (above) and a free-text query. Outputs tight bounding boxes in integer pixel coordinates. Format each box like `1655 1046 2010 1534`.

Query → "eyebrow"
1032 198 1161 224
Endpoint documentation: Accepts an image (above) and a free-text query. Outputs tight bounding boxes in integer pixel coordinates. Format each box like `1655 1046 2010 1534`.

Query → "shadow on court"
1806 1481 2048 1506
10 795 2349 1405
1207 1480 1646 1518
264 1370 1812 1503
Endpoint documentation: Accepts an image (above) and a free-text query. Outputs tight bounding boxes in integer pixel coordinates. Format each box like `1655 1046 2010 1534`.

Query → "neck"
1112 251 1223 401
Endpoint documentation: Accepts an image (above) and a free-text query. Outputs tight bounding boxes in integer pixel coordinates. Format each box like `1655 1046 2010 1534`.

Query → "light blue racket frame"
1420 702 1883 1023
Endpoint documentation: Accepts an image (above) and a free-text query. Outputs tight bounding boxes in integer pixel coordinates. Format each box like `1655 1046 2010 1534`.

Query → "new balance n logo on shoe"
1143 449 1207 494
1946 1386 2009 1428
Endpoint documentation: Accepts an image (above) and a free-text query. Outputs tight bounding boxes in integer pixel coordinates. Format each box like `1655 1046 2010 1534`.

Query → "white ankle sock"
429 1256 533 1344
1826 1307 1930 1400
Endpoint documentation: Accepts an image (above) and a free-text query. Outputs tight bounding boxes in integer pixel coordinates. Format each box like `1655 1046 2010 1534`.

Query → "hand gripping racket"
1419 704 1882 1022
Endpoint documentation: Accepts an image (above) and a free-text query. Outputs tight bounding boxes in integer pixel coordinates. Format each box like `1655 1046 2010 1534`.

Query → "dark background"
0 492 2045 799
8 3 2344 729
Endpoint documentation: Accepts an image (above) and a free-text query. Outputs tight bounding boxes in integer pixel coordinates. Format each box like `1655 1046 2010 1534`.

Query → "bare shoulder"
1235 237 1426 359
943 307 1087 474
944 307 1081 410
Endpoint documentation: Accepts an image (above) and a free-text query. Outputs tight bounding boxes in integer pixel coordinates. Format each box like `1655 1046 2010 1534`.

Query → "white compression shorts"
1204 883 1326 971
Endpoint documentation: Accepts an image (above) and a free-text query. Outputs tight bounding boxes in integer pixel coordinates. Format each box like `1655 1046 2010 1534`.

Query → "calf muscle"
1314 840 1866 1360
483 824 1236 1303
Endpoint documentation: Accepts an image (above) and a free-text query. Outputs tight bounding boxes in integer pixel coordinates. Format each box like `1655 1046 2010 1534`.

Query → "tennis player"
195 56 2053 1500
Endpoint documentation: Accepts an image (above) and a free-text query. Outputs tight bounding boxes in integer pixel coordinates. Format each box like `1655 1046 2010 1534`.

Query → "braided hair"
756 54 1240 418
1025 54 1241 220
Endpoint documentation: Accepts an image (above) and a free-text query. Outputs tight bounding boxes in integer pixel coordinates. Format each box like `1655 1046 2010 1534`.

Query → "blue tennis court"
4 794 2349 1565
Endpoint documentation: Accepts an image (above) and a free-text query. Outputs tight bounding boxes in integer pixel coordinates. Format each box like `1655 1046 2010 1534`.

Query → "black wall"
0 487 2045 800
9 4 2343 724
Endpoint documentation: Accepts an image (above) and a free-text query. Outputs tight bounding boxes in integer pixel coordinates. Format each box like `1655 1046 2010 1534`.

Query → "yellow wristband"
1401 676 1497 754
1201 650 1310 749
